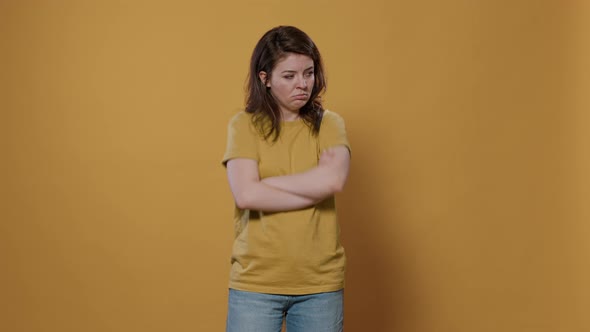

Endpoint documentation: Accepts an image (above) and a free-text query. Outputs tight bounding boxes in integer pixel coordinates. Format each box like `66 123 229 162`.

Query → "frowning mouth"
293 94 309 100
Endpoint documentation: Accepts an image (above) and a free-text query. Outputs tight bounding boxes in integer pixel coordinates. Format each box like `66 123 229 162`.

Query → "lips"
293 94 309 100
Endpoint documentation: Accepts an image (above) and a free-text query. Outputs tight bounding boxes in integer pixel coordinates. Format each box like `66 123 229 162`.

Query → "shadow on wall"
337 130 424 332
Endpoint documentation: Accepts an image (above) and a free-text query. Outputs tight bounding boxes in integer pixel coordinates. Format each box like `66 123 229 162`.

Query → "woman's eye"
306 72 314 77
284 75 294 79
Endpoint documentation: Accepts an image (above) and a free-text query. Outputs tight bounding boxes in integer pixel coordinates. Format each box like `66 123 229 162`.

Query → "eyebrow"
281 66 314 74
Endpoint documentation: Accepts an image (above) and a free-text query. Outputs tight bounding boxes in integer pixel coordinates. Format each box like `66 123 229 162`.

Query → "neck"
281 109 300 122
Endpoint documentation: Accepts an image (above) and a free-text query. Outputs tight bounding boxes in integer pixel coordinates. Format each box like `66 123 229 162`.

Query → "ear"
258 71 270 87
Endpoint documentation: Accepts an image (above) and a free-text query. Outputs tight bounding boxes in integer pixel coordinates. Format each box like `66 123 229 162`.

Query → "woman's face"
260 53 315 121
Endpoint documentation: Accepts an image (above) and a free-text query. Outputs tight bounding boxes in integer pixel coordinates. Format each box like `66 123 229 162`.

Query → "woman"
222 25 351 332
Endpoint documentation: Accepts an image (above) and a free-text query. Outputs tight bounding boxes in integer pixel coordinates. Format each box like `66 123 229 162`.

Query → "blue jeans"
226 289 344 332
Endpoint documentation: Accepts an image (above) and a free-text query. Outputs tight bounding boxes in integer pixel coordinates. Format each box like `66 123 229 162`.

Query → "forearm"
261 166 341 200
234 181 321 212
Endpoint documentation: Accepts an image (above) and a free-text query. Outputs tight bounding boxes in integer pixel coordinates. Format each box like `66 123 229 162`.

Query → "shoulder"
317 109 351 150
228 111 253 125
226 111 261 139
227 111 257 131
321 109 346 127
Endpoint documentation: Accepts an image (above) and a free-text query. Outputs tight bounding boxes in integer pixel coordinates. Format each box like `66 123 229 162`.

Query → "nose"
298 75 308 89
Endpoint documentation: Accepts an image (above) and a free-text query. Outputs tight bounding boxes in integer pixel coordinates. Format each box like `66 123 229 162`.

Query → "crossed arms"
226 146 350 212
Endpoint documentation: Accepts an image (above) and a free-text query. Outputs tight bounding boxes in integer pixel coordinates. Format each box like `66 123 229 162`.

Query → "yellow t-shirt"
222 110 350 295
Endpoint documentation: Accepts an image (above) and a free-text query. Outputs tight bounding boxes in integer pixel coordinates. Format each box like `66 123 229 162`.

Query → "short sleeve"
221 112 259 166
319 110 351 155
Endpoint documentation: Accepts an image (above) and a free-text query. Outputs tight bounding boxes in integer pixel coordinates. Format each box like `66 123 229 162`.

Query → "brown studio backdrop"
1 1 588 331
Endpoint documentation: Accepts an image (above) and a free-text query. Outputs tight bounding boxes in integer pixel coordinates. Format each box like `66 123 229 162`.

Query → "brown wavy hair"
245 26 326 141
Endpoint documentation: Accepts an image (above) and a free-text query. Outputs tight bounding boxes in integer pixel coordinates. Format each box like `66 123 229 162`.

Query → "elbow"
331 182 345 194
231 179 263 209
233 187 253 209
235 198 248 210
234 192 252 209
324 166 349 195
329 175 346 194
